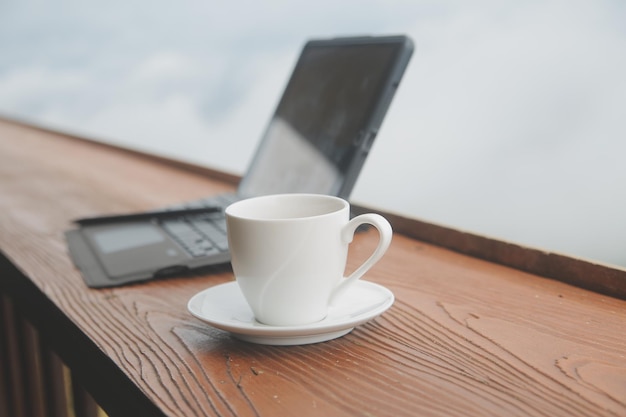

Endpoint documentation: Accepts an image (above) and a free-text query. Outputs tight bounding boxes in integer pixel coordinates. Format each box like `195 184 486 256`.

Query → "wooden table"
1 117 625 417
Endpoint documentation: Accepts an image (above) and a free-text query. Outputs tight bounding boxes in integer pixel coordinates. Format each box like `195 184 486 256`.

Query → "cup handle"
329 213 393 305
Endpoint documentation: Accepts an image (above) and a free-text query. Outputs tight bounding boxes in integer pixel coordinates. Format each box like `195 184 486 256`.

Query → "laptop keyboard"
161 213 228 257
161 193 239 258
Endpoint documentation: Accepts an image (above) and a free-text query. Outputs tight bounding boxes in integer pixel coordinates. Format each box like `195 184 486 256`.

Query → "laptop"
66 34 414 287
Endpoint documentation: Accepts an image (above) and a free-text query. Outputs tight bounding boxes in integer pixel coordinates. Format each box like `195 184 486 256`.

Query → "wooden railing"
1 116 625 417
1 291 101 417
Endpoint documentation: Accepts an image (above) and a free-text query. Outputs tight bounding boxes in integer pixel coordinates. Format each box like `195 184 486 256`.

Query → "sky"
1 0 626 266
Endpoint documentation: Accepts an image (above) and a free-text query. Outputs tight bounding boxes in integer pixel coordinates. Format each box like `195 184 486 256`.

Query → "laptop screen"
238 36 413 199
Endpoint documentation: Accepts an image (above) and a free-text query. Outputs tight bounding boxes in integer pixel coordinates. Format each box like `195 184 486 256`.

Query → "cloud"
353 0 626 263
1 0 625 264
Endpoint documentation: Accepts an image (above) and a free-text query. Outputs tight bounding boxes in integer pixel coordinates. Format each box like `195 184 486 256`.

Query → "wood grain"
1 117 625 417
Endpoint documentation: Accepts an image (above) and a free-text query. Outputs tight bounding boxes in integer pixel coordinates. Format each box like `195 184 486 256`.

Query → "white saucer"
187 280 394 346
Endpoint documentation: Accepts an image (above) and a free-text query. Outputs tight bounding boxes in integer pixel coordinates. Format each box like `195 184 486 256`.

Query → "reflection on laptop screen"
239 39 406 198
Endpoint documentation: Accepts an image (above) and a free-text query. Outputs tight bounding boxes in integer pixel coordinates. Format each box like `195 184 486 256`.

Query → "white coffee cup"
225 193 392 326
